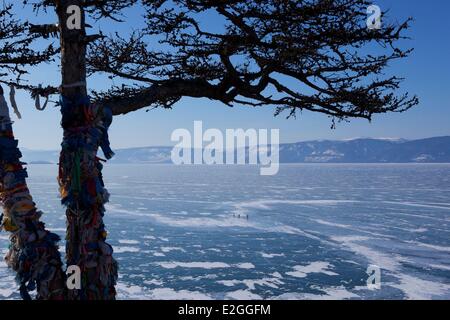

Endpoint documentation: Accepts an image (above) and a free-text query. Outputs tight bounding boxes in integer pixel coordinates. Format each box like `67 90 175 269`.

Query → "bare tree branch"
89 0 418 121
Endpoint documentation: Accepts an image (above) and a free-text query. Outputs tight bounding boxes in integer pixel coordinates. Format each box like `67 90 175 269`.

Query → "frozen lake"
1 164 449 300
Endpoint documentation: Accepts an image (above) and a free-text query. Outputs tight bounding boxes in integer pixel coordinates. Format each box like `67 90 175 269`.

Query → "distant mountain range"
21 136 450 164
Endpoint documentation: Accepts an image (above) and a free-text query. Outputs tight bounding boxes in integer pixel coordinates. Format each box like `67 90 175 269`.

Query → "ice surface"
0 164 449 300
286 262 338 278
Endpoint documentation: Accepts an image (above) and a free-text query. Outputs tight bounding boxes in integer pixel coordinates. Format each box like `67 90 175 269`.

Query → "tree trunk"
56 0 117 300
0 88 66 300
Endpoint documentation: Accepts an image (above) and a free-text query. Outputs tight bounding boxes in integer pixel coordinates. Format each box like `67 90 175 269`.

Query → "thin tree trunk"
0 88 66 300
56 0 117 300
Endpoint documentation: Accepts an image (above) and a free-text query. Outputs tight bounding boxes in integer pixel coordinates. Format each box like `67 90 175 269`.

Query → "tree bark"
102 79 232 116
0 89 66 300
56 0 117 300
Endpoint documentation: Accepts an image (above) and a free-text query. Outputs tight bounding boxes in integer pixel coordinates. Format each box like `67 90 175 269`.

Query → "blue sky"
8 0 450 150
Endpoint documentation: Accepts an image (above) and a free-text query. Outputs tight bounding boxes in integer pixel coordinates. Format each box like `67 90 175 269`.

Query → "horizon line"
20 135 450 152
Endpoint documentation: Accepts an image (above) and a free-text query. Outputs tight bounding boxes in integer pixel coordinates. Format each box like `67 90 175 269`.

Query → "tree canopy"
2 0 417 121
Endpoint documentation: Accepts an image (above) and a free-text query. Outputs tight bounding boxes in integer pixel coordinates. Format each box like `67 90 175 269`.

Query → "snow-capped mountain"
278 137 450 163
20 136 450 164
